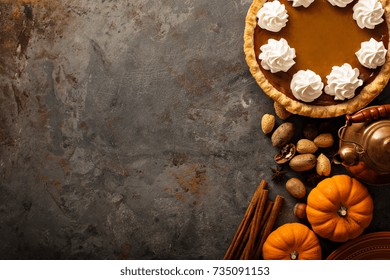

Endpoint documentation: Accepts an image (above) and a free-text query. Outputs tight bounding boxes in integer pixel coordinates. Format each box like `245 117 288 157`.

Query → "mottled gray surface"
1 0 390 260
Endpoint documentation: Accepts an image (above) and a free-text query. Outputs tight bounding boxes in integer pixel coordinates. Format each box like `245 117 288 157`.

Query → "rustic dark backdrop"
1 0 390 259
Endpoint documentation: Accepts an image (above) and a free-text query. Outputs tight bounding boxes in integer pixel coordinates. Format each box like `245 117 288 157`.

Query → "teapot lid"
364 120 390 173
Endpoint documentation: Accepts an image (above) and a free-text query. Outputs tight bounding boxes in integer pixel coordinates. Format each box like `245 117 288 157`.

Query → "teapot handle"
346 104 390 125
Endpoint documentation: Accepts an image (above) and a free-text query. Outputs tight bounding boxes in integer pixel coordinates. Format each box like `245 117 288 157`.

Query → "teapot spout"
334 145 361 167
332 153 344 165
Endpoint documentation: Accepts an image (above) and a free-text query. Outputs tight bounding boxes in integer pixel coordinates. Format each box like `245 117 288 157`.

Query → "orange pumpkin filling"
254 0 389 106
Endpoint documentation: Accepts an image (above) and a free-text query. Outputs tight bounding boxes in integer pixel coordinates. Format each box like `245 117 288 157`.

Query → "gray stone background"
1 0 389 259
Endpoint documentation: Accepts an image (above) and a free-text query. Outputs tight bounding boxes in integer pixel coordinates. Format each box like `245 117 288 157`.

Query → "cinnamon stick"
254 201 274 259
241 189 268 260
225 183 265 259
224 180 267 259
257 200 273 235
258 195 284 255
235 219 252 259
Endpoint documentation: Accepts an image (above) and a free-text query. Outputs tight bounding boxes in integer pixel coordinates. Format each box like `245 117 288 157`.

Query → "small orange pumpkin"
262 223 321 260
306 174 373 243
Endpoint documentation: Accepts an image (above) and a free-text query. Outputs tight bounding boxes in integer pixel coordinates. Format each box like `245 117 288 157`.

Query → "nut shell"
294 203 307 219
271 122 295 148
274 143 296 164
261 114 275 134
316 153 331 176
296 139 318 154
286 178 306 199
289 154 317 172
314 133 334 148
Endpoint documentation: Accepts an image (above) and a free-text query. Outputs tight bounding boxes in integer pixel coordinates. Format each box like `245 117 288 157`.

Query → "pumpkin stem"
290 250 299 260
338 205 348 217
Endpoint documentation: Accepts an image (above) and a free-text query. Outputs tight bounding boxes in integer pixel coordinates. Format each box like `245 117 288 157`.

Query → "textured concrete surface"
1 0 390 260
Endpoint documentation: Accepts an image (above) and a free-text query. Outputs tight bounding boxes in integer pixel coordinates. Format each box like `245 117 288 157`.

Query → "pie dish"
244 0 390 118
326 232 390 259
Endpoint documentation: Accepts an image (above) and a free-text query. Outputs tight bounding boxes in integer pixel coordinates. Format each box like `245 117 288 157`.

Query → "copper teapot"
335 104 390 185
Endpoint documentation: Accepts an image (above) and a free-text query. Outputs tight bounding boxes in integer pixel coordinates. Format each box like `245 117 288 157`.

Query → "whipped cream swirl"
325 63 363 101
257 1 288 32
290 70 324 102
259 38 296 73
327 0 354 8
353 0 384 29
288 0 315 8
356 38 387 69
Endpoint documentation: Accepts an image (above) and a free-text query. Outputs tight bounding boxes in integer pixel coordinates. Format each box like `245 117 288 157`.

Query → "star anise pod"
271 166 288 183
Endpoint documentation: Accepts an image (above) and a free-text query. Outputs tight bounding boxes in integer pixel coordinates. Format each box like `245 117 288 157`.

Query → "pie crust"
244 0 390 118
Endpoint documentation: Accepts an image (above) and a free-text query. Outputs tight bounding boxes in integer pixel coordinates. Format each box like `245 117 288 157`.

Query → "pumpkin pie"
244 0 390 117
